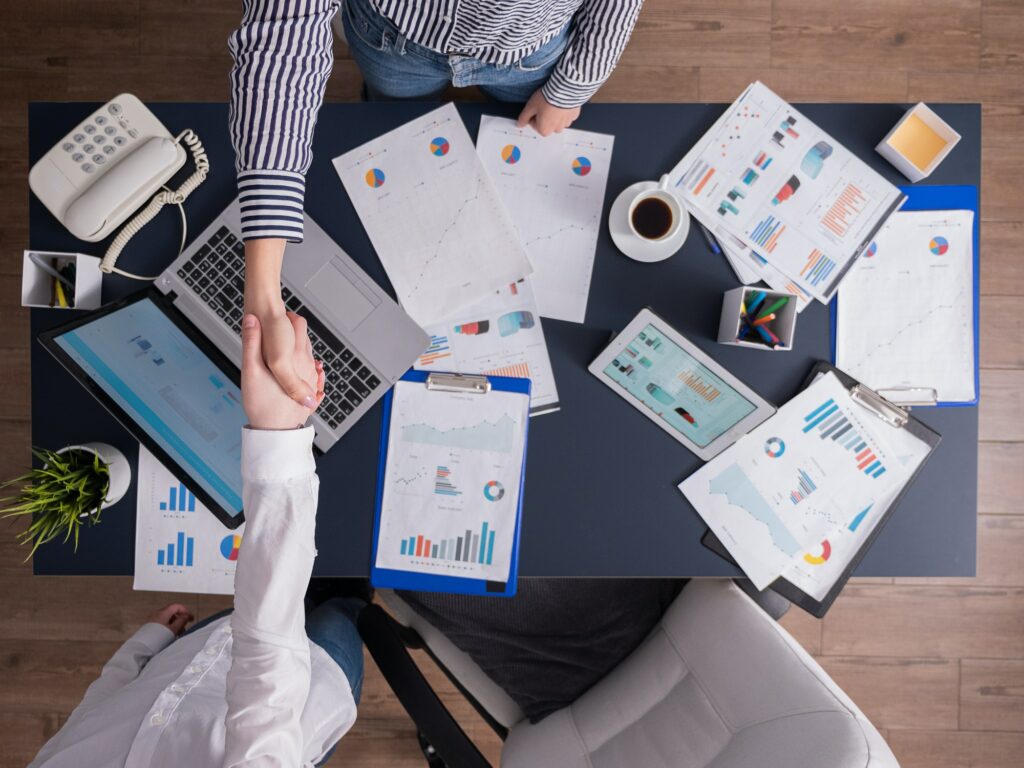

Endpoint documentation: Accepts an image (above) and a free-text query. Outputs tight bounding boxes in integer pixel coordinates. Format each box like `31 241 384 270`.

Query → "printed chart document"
334 104 532 326
476 116 614 323
836 209 976 404
679 372 912 589
134 445 242 595
779 408 930 600
414 278 560 415
375 381 528 583
669 82 904 303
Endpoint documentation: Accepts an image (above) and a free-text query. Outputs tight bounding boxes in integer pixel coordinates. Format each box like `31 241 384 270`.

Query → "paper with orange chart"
669 81 905 304
413 278 560 415
334 104 532 326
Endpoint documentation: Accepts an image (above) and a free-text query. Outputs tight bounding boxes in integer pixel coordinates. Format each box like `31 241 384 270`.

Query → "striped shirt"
228 0 643 242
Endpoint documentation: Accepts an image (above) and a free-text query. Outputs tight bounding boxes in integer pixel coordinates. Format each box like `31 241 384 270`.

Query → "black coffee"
631 197 674 239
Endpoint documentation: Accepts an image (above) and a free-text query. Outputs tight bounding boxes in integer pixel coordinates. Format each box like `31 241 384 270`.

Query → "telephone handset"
29 94 209 279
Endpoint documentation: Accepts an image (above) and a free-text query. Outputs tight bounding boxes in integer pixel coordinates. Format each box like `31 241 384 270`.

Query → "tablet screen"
53 297 245 518
600 323 757 448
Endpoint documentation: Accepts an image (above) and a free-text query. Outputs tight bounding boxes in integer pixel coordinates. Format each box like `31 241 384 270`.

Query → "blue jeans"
342 0 570 102
184 596 365 702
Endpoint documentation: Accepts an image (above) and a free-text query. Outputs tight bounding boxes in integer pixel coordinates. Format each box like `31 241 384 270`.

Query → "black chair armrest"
733 579 792 620
358 604 493 768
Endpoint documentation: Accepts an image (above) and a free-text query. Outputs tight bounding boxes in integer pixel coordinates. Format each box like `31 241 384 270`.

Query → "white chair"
359 579 898 767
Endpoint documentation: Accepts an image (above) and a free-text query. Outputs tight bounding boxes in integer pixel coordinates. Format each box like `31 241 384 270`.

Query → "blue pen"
698 223 722 255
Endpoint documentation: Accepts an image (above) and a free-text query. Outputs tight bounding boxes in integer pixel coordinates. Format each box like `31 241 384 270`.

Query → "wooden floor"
1 1 1022 765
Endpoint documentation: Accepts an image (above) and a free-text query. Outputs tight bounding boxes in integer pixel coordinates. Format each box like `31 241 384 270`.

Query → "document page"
334 104 533 326
679 372 912 589
414 278 560 415
133 445 241 595
475 116 614 323
669 82 904 303
836 209 975 403
376 381 529 582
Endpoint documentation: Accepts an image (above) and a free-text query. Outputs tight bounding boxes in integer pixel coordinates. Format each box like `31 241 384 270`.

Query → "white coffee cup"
627 174 686 242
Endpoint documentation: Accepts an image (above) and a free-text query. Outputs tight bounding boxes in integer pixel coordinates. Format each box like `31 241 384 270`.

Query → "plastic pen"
746 291 768 316
698 223 722 255
752 313 775 327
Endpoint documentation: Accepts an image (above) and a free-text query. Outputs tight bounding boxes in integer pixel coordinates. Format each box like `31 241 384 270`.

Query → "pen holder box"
718 286 797 351
876 103 960 182
22 250 102 310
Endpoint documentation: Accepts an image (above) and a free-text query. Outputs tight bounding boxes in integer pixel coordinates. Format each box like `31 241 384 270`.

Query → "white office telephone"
29 93 208 279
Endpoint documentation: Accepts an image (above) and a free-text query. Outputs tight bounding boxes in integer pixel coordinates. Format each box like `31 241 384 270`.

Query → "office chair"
358 579 899 768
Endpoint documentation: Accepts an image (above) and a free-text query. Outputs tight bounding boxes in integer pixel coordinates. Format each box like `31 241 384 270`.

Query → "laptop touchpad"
306 260 378 331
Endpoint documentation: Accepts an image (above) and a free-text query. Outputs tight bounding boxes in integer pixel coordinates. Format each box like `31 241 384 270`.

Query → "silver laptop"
156 197 428 452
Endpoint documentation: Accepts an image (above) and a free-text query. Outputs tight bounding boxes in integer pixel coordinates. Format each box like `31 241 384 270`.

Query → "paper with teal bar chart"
376 381 528 581
679 372 913 589
134 445 243 595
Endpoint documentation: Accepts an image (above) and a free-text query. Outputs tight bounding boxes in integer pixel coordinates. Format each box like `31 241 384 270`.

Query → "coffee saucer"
609 181 691 263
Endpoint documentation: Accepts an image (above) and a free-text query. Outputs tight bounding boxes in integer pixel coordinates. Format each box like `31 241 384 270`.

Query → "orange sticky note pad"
886 113 948 172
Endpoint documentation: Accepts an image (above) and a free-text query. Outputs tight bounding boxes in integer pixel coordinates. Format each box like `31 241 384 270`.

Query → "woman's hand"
150 603 194 637
244 238 318 409
517 89 581 136
241 313 325 430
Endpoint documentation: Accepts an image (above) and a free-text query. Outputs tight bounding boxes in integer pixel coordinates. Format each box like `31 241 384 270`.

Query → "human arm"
77 604 193 708
518 0 645 135
223 314 324 767
229 0 338 404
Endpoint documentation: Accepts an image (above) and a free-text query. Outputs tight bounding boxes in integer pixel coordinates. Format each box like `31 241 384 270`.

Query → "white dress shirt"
29 427 356 768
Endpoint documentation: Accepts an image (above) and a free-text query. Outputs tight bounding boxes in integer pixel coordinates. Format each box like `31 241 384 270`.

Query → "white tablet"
589 308 776 460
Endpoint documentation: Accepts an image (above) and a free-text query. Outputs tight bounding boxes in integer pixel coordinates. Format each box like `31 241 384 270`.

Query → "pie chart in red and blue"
929 236 949 255
571 156 592 176
364 168 385 188
430 137 450 156
501 144 521 164
220 534 242 562
865 241 877 258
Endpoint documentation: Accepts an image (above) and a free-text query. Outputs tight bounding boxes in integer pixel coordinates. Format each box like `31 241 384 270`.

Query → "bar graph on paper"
159 482 196 513
398 521 497 566
157 531 195 568
802 398 888 478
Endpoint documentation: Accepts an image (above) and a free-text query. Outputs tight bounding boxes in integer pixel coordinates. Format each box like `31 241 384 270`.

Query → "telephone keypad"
62 106 139 175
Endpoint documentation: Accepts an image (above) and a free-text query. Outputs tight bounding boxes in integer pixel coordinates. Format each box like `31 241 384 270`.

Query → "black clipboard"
702 361 941 617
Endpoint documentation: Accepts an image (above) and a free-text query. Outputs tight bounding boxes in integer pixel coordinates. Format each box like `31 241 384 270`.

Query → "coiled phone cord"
100 129 210 280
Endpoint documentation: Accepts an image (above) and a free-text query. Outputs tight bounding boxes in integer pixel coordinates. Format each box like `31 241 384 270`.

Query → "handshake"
240 311 325 431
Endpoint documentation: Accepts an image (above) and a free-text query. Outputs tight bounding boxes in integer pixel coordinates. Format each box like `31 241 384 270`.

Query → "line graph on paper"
476 115 614 323
333 104 532 326
836 210 975 403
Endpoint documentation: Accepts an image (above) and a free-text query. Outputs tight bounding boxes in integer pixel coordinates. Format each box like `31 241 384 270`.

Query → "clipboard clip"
426 372 492 395
876 386 939 407
850 384 909 428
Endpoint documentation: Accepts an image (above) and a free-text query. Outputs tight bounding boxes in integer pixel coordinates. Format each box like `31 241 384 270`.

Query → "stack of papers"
335 105 614 412
670 82 905 307
679 372 924 590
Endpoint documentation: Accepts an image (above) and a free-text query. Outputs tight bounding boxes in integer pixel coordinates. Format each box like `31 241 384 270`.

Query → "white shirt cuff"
242 426 316 483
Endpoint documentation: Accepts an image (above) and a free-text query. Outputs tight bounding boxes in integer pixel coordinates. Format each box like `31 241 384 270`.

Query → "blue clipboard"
830 184 980 406
370 369 531 597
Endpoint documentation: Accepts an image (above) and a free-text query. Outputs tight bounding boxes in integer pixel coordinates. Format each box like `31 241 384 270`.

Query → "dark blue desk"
30 101 979 578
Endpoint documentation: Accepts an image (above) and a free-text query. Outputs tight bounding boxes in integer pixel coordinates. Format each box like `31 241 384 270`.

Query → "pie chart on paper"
501 144 521 164
571 156 592 176
364 168 386 188
429 137 450 156
220 534 242 562
929 236 949 255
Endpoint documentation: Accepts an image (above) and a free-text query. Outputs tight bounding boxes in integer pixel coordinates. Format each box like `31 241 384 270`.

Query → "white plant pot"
55 442 131 515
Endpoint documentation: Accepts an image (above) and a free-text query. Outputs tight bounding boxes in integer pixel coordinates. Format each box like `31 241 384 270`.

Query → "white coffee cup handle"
657 173 671 192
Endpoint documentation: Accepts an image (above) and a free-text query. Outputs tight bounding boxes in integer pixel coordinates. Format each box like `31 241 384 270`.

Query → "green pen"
757 296 790 320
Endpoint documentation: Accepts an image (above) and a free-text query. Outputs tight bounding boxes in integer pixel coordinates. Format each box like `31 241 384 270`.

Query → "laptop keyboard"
176 225 382 432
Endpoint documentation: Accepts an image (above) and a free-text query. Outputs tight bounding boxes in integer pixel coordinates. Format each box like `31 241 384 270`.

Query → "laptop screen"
53 296 245 519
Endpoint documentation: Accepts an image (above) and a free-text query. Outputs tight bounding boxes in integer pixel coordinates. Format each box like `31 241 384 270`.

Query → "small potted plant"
0 442 131 559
